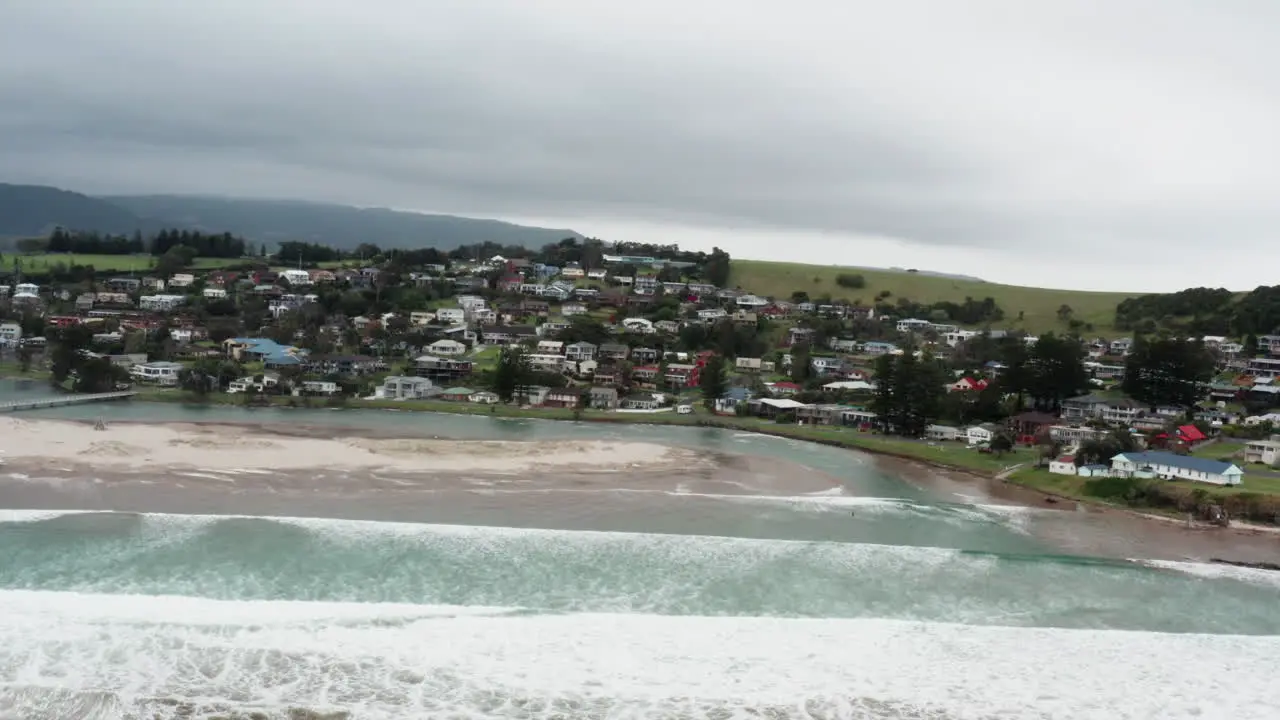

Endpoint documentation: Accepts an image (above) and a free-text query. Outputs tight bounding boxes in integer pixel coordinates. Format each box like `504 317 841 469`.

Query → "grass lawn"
14 253 246 273
1011 465 1280 502
469 346 502 371
1192 441 1246 459
0 359 44 380
1007 467 1094 497
728 259 1140 335
1206 471 1280 496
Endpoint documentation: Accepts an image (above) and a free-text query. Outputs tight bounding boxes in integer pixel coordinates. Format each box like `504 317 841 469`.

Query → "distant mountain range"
0 183 583 251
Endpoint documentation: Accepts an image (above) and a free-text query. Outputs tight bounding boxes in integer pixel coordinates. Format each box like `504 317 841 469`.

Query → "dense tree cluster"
877 296 1004 325
149 229 249 258
1121 337 1216 407
46 324 128 393
277 241 346 264
44 228 251 258
999 333 1090 413
46 228 145 255
869 349 949 437
835 273 866 289
1115 285 1280 338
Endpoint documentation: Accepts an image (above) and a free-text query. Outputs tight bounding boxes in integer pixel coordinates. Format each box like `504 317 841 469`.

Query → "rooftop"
1113 451 1240 476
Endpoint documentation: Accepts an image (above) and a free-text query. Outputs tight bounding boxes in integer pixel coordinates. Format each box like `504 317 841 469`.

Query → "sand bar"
0 418 707 475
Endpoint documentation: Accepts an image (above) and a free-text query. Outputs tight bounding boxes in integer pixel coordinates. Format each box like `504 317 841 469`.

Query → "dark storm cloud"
3 0 1280 281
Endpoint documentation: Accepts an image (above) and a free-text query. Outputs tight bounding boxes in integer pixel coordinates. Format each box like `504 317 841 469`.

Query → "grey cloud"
3 0 1280 276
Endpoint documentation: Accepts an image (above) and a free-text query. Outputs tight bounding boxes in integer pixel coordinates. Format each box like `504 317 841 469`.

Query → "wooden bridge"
0 391 138 414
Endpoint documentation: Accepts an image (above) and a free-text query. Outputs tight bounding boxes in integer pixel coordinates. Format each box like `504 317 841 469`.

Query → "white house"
435 308 466 324
130 361 184 386
202 287 228 300
965 424 999 445
296 380 339 395
139 294 187 312
469 390 500 404
562 303 589 317
536 340 564 355
279 269 312 286
1244 439 1280 467
621 318 655 334
0 322 21 347
896 318 933 333
456 295 487 311
622 393 663 410
1048 455 1078 475
698 308 728 321
427 338 467 356
1110 451 1244 486
527 353 567 371
565 342 597 361
926 425 961 442
1109 338 1134 355
379 375 439 400
167 273 195 288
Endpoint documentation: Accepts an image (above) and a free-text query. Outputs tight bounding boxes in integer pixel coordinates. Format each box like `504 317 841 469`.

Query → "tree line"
1115 284 1280 338
44 228 253 258
881 296 1005 325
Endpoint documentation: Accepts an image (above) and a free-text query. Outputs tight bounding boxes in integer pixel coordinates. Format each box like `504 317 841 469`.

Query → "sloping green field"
8 253 241 272
729 260 1139 334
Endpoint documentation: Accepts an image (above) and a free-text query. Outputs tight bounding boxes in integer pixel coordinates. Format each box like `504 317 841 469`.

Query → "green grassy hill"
9 254 240 273
729 260 1139 335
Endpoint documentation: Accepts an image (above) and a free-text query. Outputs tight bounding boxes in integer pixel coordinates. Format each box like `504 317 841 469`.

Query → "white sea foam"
174 471 235 482
665 491 1037 527
0 589 1276 719
0 508 97 523
1138 559 1280 590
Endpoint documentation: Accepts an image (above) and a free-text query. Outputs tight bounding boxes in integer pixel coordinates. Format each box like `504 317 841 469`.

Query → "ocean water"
2 384 1279 718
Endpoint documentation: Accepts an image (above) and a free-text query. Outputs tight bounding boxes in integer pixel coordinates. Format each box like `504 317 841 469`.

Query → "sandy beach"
0 418 709 475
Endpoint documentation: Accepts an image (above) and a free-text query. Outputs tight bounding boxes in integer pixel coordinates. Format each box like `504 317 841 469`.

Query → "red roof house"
1176 424 1207 444
950 377 989 392
771 381 802 396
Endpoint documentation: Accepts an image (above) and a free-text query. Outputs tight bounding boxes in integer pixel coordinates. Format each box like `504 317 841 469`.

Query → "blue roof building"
225 337 308 368
1111 451 1244 486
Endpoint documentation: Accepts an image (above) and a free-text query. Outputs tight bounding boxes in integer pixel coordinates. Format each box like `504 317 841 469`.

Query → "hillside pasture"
7 253 242 273
728 260 1139 334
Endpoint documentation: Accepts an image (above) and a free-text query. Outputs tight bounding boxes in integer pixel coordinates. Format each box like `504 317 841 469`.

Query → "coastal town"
3 231 1280 523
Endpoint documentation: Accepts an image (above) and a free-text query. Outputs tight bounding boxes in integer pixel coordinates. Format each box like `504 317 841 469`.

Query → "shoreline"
7 389 1280 543
1 411 1277 565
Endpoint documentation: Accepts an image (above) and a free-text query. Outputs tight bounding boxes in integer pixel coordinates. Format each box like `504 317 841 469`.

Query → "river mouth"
2 386 1280 718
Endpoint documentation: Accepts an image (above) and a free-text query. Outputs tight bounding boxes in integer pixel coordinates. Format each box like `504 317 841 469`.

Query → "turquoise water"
1 383 1279 719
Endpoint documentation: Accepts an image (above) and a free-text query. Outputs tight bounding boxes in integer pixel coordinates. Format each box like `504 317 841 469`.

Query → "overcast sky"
2 1 1278 292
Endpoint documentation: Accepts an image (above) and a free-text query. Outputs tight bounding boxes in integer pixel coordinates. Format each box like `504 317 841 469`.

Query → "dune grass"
728 259 1140 335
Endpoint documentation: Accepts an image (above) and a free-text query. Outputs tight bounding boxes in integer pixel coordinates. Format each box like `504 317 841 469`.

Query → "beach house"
1109 451 1244 486
379 376 439 400
130 361 184 386
223 338 308 368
